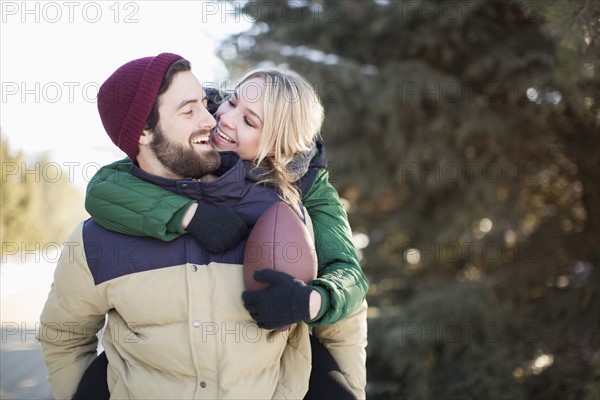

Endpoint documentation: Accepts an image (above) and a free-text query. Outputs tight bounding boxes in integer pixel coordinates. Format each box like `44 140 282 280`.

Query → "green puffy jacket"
85 156 369 326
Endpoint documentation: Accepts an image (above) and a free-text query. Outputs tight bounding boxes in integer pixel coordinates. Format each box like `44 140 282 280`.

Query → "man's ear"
139 128 153 146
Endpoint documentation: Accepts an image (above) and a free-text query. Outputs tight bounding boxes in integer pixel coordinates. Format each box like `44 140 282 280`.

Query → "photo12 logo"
200 1 339 24
2 161 101 184
2 81 100 104
1 1 140 24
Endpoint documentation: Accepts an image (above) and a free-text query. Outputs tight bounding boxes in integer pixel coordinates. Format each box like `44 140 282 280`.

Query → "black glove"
186 202 250 254
242 269 313 330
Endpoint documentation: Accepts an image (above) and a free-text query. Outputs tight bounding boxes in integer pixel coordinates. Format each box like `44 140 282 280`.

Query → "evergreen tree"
220 0 599 398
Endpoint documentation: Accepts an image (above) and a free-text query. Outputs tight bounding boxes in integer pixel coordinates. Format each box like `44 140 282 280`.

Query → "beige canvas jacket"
38 221 311 399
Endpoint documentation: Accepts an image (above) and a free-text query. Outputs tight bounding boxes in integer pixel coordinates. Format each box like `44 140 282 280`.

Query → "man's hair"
144 59 192 131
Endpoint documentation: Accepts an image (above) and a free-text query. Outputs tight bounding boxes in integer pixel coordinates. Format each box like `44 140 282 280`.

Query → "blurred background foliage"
220 0 598 398
1 136 87 251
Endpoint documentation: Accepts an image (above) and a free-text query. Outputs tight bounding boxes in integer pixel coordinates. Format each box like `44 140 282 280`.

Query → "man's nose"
198 106 216 130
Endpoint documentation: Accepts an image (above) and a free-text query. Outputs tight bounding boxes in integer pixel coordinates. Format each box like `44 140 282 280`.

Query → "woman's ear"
139 128 153 146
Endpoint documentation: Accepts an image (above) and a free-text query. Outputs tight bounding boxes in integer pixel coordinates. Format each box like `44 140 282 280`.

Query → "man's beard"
149 125 221 178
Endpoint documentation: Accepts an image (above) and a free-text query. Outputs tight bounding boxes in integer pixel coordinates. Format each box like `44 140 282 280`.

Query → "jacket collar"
131 152 250 201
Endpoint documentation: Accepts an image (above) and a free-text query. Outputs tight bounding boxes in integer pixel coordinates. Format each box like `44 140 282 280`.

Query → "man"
38 53 312 399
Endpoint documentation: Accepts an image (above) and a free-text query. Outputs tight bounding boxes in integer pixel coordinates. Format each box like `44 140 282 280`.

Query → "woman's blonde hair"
238 67 324 211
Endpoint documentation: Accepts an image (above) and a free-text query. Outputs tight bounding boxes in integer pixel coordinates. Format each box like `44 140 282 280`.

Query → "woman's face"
210 77 265 161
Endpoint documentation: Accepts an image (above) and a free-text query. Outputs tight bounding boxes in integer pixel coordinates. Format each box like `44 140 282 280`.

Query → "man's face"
149 70 220 178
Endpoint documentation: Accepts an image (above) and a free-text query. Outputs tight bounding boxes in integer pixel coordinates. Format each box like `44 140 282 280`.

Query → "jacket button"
191 265 198 272
193 320 200 328
181 183 189 190
200 381 207 388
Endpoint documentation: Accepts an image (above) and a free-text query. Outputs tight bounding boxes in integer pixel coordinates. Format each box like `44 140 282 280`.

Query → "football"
243 202 318 291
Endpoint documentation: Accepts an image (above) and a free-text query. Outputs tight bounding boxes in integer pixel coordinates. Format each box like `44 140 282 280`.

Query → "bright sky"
1 0 253 189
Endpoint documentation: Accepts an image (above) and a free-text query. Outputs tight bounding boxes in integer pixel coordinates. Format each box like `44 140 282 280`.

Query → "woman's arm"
86 159 249 253
303 169 369 327
85 159 194 241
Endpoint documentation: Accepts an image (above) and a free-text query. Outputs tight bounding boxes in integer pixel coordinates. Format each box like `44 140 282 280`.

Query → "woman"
82 68 368 399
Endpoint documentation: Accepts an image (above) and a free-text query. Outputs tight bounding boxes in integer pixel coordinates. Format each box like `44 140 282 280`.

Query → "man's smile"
190 131 211 147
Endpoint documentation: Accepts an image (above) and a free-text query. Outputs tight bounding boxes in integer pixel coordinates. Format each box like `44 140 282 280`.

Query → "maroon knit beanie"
97 53 184 161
